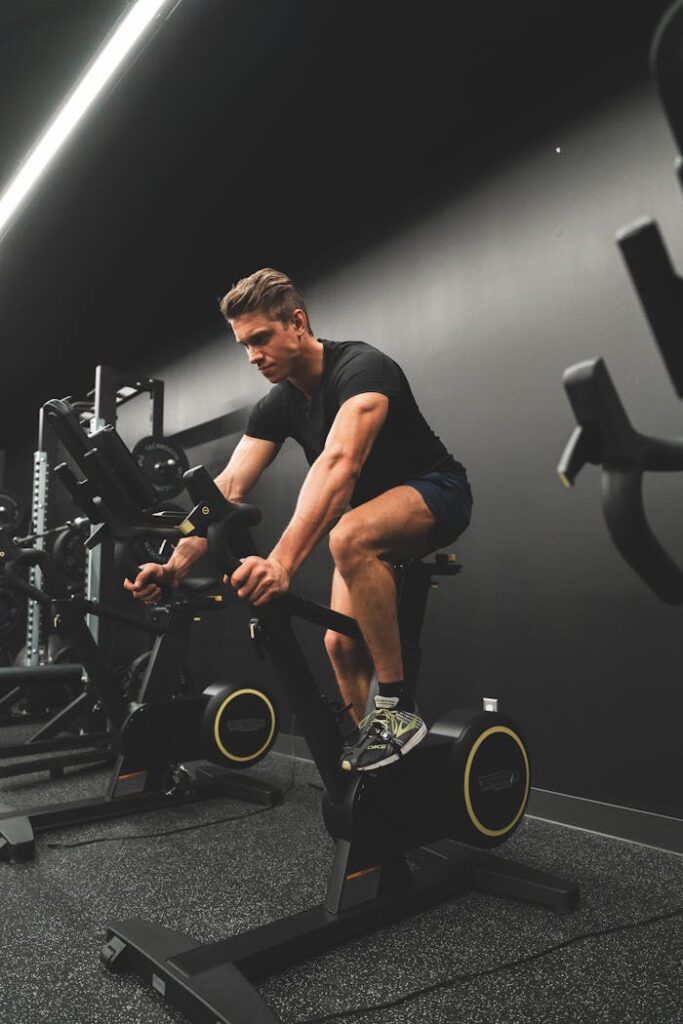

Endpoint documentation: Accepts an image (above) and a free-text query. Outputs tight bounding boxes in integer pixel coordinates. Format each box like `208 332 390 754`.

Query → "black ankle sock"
377 681 415 712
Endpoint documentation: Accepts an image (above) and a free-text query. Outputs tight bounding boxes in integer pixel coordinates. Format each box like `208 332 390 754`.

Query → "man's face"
230 312 302 383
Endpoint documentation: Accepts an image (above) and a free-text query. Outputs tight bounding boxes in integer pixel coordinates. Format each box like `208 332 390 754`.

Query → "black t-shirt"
245 339 465 505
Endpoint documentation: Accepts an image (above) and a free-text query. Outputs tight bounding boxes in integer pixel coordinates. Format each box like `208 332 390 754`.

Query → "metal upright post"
148 378 164 436
25 408 52 666
85 367 166 644
85 367 118 642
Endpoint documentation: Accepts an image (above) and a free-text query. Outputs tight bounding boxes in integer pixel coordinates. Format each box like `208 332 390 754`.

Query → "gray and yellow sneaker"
340 696 427 772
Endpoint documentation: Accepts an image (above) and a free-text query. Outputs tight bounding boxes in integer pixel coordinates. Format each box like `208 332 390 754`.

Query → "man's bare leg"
324 568 376 722
328 486 436 693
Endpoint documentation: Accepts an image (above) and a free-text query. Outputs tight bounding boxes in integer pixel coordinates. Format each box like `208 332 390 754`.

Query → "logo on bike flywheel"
222 717 268 733
477 769 518 793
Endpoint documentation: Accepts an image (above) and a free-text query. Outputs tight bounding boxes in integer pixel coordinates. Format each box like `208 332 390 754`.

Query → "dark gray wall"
113 84 683 818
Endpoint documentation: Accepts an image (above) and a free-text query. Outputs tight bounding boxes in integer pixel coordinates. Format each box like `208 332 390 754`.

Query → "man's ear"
291 308 307 334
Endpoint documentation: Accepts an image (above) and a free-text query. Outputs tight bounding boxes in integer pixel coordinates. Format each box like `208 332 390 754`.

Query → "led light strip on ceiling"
0 0 182 244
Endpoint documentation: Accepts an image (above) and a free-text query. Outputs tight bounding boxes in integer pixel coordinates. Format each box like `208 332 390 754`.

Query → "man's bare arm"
213 435 281 503
125 435 280 600
269 393 388 576
170 435 280 575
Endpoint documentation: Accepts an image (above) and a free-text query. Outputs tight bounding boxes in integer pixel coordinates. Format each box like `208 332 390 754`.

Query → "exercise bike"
0 404 282 862
86 447 580 1023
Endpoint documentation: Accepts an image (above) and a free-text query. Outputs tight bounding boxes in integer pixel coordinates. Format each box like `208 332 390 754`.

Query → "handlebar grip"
558 424 601 487
561 355 683 603
640 435 683 472
602 467 683 603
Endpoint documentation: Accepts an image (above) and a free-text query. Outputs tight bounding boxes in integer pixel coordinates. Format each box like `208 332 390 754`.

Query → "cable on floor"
294 906 683 1023
46 718 300 850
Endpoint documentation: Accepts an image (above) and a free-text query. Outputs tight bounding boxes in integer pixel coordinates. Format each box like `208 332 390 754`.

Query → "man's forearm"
165 535 208 577
270 452 357 576
165 469 245 578
213 467 246 503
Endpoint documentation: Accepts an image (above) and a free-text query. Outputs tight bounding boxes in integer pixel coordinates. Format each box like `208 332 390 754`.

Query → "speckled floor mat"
0 749 680 1024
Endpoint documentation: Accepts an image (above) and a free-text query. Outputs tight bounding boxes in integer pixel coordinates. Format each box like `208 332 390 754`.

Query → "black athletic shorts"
405 464 473 551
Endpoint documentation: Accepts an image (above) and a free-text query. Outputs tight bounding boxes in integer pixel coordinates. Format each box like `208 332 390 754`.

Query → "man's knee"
329 517 371 572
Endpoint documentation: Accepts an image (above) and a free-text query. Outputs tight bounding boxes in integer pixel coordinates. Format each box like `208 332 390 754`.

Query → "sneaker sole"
354 721 428 772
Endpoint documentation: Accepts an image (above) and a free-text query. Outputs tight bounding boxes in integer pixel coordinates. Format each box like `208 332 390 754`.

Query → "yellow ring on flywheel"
463 725 530 837
213 688 277 763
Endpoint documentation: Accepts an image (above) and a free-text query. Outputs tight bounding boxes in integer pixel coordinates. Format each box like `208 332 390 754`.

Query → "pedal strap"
367 717 405 757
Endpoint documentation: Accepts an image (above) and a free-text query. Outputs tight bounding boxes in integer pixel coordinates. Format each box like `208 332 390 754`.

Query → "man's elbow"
320 444 363 483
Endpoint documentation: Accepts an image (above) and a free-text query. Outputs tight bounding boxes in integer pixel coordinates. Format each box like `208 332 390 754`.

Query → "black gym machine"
0 456 29 678
559 0 683 605
30 401 579 1024
0 399 283 862
0 368 192 767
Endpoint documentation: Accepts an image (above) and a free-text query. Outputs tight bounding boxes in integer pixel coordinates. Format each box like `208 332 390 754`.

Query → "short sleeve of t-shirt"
245 385 290 444
332 345 403 406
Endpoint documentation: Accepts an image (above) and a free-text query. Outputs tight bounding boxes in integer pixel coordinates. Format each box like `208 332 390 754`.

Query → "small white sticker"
152 974 166 997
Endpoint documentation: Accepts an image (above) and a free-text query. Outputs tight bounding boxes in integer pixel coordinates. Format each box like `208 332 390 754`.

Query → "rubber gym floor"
0 738 680 1024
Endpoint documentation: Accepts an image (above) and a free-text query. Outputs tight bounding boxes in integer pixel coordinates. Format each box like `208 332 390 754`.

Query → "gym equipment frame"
48 416 580 1024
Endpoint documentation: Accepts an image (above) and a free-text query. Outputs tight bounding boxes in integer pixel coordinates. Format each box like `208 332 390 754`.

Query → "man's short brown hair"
219 268 312 332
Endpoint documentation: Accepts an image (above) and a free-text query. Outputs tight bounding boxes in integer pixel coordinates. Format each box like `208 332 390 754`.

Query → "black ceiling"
0 0 674 444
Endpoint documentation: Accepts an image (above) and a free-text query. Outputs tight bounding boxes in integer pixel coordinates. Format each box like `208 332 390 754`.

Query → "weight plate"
126 650 188 700
132 436 189 500
128 652 152 696
0 587 21 636
52 528 87 582
49 635 79 664
0 490 23 531
131 535 177 566
130 502 182 566
13 644 27 666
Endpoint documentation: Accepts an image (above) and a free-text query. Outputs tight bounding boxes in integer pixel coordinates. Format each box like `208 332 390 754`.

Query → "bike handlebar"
559 357 683 603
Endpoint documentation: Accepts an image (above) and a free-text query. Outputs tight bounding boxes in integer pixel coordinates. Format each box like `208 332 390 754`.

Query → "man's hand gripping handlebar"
124 466 264 606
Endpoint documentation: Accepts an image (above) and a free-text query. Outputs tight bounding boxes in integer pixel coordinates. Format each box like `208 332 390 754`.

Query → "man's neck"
287 336 324 400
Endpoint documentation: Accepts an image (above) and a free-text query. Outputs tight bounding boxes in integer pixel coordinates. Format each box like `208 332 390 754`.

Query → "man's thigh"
336 485 437 561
